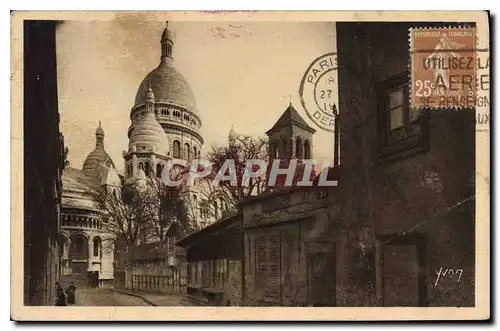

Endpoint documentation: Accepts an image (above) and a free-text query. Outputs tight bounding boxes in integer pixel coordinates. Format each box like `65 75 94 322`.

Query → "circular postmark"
299 52 339 132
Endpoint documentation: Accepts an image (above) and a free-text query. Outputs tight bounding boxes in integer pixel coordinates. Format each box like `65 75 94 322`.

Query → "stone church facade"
60 123 119 288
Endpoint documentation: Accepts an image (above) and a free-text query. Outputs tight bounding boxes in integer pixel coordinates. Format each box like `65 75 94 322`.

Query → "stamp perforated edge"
408 25 478 111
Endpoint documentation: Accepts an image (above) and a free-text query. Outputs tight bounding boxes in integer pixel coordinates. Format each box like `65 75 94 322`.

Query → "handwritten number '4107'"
434 267 463 287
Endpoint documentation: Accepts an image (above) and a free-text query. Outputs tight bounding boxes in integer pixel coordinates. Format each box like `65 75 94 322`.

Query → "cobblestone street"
74 288 150 306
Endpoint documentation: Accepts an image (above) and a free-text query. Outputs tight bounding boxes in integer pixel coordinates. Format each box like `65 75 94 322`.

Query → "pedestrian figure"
55 282 67 306
66 282 76 305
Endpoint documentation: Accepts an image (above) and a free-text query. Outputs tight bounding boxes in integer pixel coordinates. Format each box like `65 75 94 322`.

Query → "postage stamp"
410 27 477 109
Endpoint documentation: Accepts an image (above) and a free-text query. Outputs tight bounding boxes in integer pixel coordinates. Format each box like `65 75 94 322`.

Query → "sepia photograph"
13 10 490 320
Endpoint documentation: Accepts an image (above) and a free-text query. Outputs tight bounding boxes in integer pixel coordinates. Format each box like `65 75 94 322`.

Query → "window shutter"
255 233 281 301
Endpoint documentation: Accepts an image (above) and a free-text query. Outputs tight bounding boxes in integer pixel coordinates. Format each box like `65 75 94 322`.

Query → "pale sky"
56 20 337 173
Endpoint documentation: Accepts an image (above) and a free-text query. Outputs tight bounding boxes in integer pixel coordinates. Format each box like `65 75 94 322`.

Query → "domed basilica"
60 22 212 288
123 21 203 183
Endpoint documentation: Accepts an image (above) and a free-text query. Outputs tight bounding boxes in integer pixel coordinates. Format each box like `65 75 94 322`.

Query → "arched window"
173 140 181 158
70 233 88 260
174 110 181 118
93 237 102 257
295 137 302 159
156 163 162 178
166 109 170 116
304 140 311 159
184 143 191 161
193 146 198 160
144 162 150 177
281 138 288 158
139 162 144 170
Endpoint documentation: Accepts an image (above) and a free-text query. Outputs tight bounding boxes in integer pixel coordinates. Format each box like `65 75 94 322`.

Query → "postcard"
11 10 490 321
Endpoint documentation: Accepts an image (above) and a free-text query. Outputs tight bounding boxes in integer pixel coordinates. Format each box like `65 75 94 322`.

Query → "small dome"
83 121 115 175
128 110 170 156
134 61 197 114
82 149 115 174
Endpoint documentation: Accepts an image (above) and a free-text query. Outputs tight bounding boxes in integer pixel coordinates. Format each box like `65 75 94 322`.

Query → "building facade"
241 104 340 306
334 22 475 307
240 22 475 307
60 122 119 288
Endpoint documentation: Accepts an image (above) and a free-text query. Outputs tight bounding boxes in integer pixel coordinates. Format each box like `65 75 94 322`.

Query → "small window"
389 88 405 130
295 137 303 159
93 237 102 257
184 143 191 160
304 140 311 159
377 72 428 162
173 140 181 158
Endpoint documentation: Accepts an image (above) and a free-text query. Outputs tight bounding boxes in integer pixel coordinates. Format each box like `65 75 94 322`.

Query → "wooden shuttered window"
255 234 281 301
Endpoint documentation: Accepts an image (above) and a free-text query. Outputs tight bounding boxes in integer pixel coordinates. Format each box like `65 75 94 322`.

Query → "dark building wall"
336 23 475 306
24 20 64 306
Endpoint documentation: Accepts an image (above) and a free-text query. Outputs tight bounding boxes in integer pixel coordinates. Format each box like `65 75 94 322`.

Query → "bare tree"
141 164 197 247
96 186 151 248
199 134 269 219
96 185 152 287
